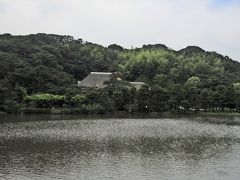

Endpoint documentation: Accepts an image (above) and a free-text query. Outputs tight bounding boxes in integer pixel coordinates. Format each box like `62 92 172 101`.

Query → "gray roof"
78 72 145 89
78 72 112 88
129 82 145 89
129 82 145 85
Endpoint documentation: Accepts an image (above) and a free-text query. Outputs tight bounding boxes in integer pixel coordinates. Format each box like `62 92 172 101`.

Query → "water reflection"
0 117 240 180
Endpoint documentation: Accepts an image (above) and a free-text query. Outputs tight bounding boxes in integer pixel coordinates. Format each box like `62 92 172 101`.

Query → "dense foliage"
1 33 240 114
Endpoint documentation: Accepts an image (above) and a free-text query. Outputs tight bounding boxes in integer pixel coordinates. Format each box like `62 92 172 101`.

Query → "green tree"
136 85 150 112
184 76 201 111
200 88 213 111
233 83 240 111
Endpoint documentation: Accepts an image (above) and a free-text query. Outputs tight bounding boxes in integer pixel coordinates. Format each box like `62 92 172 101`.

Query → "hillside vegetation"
1 33 240 113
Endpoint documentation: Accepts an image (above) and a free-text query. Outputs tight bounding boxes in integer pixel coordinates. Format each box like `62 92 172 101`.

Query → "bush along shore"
1 33 240 114
3 75 240 115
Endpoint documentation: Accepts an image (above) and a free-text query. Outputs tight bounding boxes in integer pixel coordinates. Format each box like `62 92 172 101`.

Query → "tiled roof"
78 72 112 88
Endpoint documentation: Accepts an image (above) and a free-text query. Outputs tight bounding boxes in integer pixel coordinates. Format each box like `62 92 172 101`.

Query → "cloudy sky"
0 0 239 60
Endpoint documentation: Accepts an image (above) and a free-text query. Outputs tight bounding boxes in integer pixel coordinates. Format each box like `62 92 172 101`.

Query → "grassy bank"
2 108 240 126
198 111 240 116
20 106 106 114
5 107 240 116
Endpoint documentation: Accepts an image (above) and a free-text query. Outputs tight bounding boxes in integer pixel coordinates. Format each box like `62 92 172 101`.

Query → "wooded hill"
1 33 240 113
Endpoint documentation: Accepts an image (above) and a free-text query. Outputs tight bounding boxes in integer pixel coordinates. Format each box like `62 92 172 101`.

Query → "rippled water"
1 115 240 180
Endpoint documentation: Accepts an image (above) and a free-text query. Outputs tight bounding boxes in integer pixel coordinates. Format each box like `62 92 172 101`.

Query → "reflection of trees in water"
0 135 239 174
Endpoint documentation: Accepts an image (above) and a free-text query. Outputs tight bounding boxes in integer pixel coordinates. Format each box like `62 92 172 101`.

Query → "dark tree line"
1 33 240 113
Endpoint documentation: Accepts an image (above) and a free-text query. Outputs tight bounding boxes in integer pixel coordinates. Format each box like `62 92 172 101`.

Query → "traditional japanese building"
77 72 112 88
78 72 145 90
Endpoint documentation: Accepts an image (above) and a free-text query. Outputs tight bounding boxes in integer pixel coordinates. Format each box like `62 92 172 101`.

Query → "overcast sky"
0 0 239 60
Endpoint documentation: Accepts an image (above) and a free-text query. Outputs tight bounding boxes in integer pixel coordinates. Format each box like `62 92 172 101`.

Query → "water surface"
1 115 240 180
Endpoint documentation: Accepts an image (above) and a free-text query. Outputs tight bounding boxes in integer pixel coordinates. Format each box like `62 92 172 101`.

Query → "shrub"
25 93 65 108
20 108 51 114
71 95 86 107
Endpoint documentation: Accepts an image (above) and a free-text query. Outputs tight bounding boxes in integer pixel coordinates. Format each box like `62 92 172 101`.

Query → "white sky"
0 0 240 60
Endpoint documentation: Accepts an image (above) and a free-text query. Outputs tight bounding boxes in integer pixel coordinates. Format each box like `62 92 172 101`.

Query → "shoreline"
1 110 240 126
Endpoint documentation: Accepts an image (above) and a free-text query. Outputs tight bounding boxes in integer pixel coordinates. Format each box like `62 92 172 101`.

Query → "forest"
1 33 240 114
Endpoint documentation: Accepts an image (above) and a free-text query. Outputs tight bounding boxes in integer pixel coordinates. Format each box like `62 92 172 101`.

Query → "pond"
1 114 240 180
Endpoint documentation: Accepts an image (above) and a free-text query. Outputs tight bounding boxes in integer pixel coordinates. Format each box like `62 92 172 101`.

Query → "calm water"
1 115 240 180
